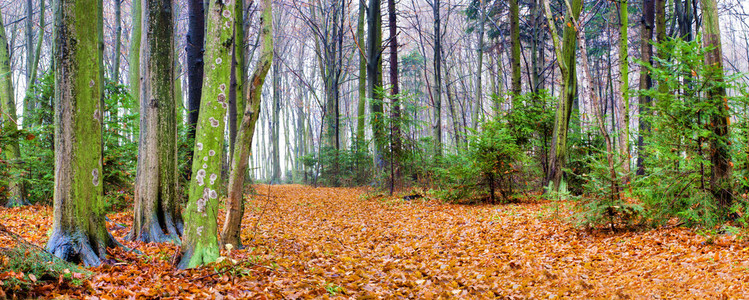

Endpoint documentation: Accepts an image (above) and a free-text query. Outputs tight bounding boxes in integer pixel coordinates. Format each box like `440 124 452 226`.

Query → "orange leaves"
2 186 749 298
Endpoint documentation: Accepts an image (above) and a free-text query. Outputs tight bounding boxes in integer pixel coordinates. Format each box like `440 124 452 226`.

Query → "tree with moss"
130 0 182 243
46 0 119 266
178 0 235 269
221 0 273 249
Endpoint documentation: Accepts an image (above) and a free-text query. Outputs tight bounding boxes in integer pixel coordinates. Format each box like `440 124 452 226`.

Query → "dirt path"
2 185 749 298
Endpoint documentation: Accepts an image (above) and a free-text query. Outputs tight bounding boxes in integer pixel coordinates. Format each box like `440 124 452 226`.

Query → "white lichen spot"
209 150 216 156
210 173 218 185
209 117 220 127
203 156 208 162
196 169 206 186
211 64 216 70
197 142 204 151
196 226 204 237
197 198 206 213
221 102 228 109
219 84 226 92
217 93 226 103
209 189 218 199
92 169 99 186
89 79 95 88
222 9 231 19
93 109 100 121
202 163 208 169
224 21 231 29
215 57 223 65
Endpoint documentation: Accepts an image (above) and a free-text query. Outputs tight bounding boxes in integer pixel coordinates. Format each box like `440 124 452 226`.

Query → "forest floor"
2 184 749 299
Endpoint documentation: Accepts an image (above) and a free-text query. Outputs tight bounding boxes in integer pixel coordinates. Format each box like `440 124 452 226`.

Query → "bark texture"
178 0 235 270
46 0 117 266
130 0 182 244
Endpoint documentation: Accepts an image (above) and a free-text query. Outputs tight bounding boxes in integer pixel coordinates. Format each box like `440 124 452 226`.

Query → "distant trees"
0 6 25 207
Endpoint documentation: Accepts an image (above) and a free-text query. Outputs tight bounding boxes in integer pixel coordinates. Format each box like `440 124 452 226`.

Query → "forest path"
2 185 749 298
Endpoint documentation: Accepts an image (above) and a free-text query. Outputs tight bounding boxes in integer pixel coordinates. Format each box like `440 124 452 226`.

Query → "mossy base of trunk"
46 229 117 267
177 242 219 270
129 218 182 245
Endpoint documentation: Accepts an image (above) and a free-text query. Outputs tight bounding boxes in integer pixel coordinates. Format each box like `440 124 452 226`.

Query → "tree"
355 0 367 147
228 0 246 160
178 0 235 269
510 0 521 98
368 0 385 161
387 0 401 191
618 0 630 176
185 0 206 177
430 0 442 156
544 0 582 191
636 0 654 175
701 0 732 209
221 0 273 249
46 0 118 266
113 0 122 82
130 0 183 244
129 0 142 109
0 6 26 207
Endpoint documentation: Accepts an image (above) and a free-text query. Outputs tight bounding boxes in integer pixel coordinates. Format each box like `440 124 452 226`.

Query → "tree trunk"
221 0 272 249
387 0 400 191
543 0 581 191
25 0 33 83
510 0 521 99
701 0 732 208
185 0 206 178
46 0 117 266
271 53 281 184
27 0 46 89
636 0 654 176
229 0 245 160
113 0 122 82
130 0 182 244
129 0 142 112
618 0 630 177
473 0 484 130
0 7 26 207
368 0 385 164
431 0 442 156
178 0 235 270
356 0 366 147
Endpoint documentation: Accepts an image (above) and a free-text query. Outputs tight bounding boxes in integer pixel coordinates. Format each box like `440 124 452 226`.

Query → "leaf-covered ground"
2 184 749 298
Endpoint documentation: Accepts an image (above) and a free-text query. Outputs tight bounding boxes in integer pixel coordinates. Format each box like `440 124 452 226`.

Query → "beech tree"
46 0 118 266
178 0 235 269
221 0 273 249
130 0 182 243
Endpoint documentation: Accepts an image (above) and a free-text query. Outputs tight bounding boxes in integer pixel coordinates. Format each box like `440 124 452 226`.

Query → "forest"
1 0 749 297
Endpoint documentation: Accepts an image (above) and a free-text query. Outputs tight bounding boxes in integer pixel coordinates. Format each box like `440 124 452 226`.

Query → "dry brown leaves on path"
2 184 749 299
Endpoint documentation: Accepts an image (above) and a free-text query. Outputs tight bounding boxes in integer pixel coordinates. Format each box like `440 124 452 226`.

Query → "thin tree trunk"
229 0 245 160
113 0 122 82
221 0 272 249
510 0 521 98
636 0 654 176
618 0 631 177
388 0 400 192
356 0 366 147
129 0 142 112
368 0 385 164
431 0 442 156
185 0 206 178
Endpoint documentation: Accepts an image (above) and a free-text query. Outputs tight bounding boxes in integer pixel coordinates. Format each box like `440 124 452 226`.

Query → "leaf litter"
1 184 749 298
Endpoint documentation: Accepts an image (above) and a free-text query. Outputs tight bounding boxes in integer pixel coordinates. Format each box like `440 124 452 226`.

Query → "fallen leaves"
2 185 749 298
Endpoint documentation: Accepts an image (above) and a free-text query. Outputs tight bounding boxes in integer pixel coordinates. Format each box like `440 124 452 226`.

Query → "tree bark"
701 0 732 208
618 0 630 177
185 0 206 178
356 0 366 147
27 0 46 89
113 0 122 82
221 0 272 249
228 0 245 160
510 0 521 98
368 0 385 162
387 0 400 191
543 0 581 191
271 51 281 183
46 0 118 266
130 0 182 244
178 0 235 270
129 0 142 112
431 0 441 156
636 0 654 176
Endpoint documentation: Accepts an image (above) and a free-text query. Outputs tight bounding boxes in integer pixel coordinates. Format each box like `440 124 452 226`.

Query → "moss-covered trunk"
178 0 235 270
129 0 141 111
701 0 732 208
618 0 630 177
355 0 366 147
130 0 182 244
543 0 581 191
220 0 273 249
46 0 117 266
0 7 26 207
